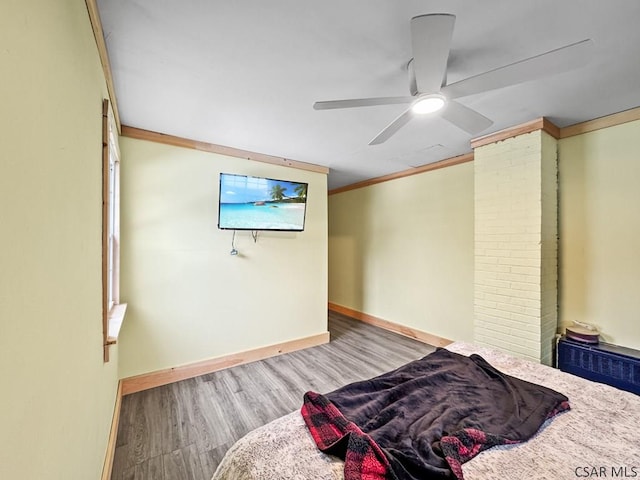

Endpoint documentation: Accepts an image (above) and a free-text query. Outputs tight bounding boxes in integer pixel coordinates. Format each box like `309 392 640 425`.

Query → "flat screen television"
217 173 308 231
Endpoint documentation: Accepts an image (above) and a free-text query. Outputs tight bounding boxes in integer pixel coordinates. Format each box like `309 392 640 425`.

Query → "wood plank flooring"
110 311 436 480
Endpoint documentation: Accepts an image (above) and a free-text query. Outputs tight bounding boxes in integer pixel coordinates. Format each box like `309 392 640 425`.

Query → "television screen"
218 173 308 231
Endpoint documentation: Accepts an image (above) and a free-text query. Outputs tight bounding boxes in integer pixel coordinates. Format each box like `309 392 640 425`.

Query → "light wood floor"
110 311 436 480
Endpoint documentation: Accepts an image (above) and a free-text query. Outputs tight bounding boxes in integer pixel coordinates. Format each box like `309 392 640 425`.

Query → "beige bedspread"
212 342 640 480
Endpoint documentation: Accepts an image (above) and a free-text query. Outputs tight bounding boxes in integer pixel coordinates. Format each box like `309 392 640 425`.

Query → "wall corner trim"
328 302 453 347
121 125 329 175
101 380 123 480
120 332 330 395
85 0 121 132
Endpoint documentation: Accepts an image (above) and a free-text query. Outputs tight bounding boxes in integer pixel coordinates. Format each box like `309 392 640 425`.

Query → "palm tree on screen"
270 184 286 201
294 183 307 199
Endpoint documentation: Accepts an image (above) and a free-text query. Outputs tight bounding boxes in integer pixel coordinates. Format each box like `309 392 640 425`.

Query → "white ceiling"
97 0 640 189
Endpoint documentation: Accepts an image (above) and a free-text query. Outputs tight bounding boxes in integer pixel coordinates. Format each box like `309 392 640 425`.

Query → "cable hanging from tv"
230 230 259 256
230 230 238 256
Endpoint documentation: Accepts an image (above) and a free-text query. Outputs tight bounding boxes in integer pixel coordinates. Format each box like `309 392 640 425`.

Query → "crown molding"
329 152 474 195
121 126 329 175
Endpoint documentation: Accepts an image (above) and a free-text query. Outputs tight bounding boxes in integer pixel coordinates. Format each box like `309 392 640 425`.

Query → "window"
102 99 126 362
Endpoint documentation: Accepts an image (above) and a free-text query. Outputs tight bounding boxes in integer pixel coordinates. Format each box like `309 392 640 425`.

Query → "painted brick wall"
474 130 558 364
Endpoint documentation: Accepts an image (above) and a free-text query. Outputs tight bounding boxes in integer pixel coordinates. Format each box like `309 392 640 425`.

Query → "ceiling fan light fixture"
412 94 446 114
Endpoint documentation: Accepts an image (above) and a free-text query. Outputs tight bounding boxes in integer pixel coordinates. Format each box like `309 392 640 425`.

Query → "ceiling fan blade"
410 14 456 94
313 96 414 110
442 39 594 99
441 100 493 134
368 107 414 145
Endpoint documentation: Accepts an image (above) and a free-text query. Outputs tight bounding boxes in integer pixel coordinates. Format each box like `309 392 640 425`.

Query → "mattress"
212 342 640 480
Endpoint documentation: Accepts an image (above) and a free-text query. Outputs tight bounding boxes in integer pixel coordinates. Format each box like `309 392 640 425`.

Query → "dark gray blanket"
303 348 569 480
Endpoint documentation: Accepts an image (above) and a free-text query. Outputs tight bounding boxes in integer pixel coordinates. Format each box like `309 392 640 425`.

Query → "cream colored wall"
328 163 475 342
118 137 328 378
559 120 640 350
0 1 120 479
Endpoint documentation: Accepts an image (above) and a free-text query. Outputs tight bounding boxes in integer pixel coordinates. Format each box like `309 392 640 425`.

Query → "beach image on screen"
218 173 308 231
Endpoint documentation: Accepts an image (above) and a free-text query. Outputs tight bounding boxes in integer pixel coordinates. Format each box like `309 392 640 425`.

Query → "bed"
212 342 640 480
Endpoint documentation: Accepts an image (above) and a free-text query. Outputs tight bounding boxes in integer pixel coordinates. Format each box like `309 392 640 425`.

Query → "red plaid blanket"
301 349 569 480
301 391 394 480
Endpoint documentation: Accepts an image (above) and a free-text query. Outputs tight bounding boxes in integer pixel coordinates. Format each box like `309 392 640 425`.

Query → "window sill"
106 303 127 345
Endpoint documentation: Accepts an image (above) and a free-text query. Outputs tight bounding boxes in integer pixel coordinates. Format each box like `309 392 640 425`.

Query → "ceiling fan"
313 14 593 145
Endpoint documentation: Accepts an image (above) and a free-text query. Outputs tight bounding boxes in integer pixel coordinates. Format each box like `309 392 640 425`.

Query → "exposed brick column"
473 128 558 365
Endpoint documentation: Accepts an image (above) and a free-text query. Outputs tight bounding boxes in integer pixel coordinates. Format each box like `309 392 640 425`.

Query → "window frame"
102 99 126 362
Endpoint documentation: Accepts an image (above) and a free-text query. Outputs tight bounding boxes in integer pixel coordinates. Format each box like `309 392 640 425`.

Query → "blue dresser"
557 337 640 395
